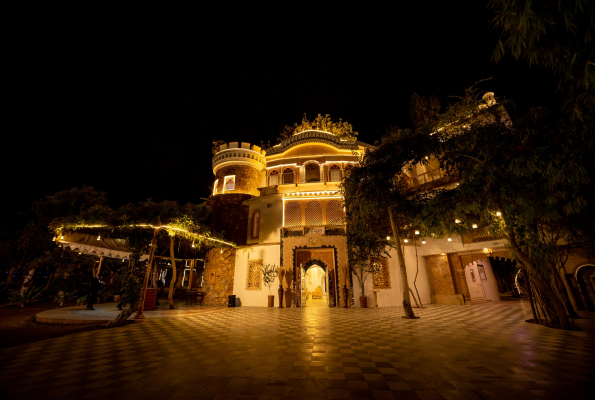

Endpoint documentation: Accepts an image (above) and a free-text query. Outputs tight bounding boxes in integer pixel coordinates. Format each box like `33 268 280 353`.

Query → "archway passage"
575 265 595 311
303 265 327 307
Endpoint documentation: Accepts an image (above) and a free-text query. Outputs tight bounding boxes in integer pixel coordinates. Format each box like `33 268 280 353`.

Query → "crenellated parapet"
212 142 266 175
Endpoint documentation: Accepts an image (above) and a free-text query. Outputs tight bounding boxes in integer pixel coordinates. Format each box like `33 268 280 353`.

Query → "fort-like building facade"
200 129 595 311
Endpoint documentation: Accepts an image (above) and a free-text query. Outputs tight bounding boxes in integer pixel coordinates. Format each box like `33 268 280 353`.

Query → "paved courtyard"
0 300 593 399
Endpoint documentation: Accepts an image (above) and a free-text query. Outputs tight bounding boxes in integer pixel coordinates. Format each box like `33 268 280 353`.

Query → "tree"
341 131 425 318
408 87 594 329
490 0 595 119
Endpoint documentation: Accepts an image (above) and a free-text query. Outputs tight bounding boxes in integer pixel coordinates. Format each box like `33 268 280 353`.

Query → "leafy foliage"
8 285 44 306
490 0 595 119
262 264 279 294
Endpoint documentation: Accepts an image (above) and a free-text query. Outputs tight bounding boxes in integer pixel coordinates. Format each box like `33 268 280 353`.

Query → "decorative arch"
282 167 295 184
250 210 260 240
284 201 302 227
305 201 323 225
303 160 321 183
329 164 342 182
268 169 279 186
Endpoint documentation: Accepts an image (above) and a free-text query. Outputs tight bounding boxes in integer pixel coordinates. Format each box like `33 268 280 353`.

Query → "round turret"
211 142 266 197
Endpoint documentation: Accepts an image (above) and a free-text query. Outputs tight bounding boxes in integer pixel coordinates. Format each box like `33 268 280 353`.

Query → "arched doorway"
575 264 595 311
294 258 335 307
303 265 328 307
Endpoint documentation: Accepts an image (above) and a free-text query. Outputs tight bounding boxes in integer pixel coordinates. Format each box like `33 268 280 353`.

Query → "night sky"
4 2 562 227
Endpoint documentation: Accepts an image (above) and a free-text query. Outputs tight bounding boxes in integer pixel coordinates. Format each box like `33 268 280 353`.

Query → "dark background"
3 2 561 227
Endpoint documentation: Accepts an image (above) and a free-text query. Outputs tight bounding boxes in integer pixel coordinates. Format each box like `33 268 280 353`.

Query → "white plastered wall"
352 245 432 308
232 244 280 307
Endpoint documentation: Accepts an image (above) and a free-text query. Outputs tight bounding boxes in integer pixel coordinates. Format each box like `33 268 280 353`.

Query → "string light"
56 223 235 247
472 224 478 229
386 236 390 240
52 236 56 241
414 230 419 235
496 212 502 217
447 237 452 242
97 235 101 241
455 219 461 224
192 241 195 248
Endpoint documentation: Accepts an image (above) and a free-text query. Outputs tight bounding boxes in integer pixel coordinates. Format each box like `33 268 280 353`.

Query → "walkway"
35 301 226 325
1 300 593 399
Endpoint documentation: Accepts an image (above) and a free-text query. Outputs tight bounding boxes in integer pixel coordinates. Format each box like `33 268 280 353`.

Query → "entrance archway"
294 258 336 307
575 264 595 311
303 264 328 307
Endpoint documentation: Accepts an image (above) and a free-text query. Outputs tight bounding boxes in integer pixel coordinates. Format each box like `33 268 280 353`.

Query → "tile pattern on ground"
1 300 594 399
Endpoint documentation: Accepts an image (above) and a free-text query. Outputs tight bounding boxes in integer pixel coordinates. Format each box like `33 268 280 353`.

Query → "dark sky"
3 2 561 227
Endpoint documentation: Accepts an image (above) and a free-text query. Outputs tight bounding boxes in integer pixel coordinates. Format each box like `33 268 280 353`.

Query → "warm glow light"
472 224 478 229
496 212 502 217
441 253 446 255
220 249 223 253
56 224 236 247
447 237 452 242
421 240 426 244
455 219 461 224
414 230 420 235
97 235 101 241
52 236 56 241
192 241 195 248
404 239 408 243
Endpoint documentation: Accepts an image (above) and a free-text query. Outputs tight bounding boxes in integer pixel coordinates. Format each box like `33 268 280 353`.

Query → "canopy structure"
57 232 150 261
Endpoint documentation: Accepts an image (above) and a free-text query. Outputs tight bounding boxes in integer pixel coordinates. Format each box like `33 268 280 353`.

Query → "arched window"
283 168 294 184
326 199 344 225
329 164 342 182
268 169 279 186
305 163 320 183
305 201 323 225
284 201 302 227
251 211 260 239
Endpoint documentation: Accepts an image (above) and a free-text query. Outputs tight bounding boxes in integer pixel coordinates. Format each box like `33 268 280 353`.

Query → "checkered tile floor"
1 300 593 399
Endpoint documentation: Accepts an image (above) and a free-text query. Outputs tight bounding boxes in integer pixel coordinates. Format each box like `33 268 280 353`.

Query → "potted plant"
284 268 293 308
278 267 285 308
262 263 279 307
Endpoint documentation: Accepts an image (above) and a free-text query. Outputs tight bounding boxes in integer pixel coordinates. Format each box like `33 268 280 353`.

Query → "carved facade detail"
246 259 262 290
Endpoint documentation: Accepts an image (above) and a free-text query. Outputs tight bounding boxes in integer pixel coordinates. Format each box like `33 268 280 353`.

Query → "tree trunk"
507 228 571 329
388 208 417 319
520 264 538 322
168 236 177 309
548 261 579 318
134 227 160 319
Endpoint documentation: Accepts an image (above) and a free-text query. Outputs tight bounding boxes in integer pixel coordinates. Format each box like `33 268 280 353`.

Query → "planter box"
144 288 157 311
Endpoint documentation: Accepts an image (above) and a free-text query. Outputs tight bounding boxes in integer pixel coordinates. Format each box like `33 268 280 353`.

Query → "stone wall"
203 247 236 306
207 193 252 246
215 165 260 197
425 254 464 305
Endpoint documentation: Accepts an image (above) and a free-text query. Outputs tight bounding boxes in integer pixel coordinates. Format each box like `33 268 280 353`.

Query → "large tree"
490 0 595 119
409 88 594 329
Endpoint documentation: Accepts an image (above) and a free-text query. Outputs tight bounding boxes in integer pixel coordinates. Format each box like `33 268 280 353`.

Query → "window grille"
246 259 262 290
282 168 294 184
372 258 391 289
251 211 260 239
305 201 323 225
268 170 279 186
326 200 344 225
284 201 302 227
